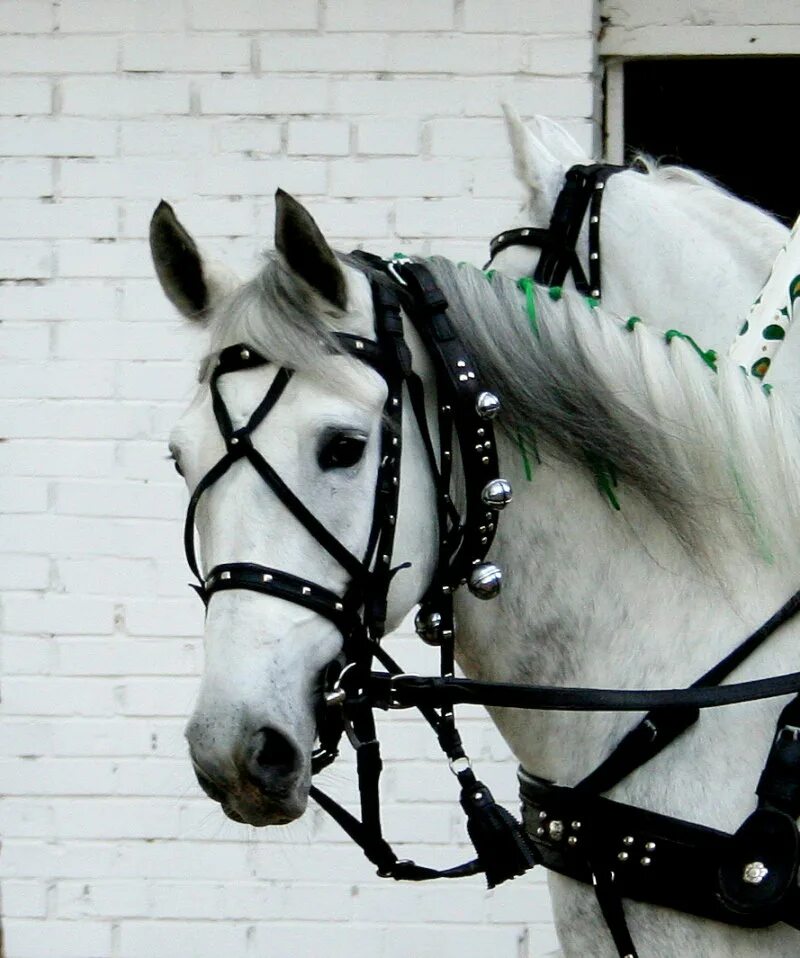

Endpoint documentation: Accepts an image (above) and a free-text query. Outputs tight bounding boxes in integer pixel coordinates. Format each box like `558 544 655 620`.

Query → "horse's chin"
221 782 309 827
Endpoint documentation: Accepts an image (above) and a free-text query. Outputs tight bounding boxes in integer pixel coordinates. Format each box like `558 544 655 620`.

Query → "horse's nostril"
255 727 299 777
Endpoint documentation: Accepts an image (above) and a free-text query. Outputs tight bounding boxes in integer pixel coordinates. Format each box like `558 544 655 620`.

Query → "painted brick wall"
0 2 597 956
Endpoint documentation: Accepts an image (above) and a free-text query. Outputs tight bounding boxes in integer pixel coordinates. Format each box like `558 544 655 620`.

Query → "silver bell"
475 391 501 419
481 478 512 509
414 607 444 646
468 562 503 599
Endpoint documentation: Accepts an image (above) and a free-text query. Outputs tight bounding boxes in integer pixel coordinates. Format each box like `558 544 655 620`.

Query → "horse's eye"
318 433 367 471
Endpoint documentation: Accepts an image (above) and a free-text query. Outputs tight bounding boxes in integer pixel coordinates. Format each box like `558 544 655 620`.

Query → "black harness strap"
488 163 626 299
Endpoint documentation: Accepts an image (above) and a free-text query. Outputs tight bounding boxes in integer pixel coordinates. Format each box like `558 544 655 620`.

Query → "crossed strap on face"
183 334 400 639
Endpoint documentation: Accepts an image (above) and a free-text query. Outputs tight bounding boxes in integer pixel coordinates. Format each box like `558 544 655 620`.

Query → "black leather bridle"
182 249 800 955
488 162 626 299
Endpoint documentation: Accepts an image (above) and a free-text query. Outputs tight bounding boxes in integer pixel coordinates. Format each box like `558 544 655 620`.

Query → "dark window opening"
623 58 799 225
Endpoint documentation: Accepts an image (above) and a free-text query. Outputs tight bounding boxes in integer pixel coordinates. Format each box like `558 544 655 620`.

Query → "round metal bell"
475 391 501 419
481 478 512 509
467 562 503 599
414 607 444 646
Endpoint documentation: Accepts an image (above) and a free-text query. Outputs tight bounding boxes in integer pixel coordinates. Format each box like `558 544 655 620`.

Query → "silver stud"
483 441 491 449
591 289 600 298
596 182 604 190
538 810 547 820
391 398 399 407
467 562 502 599
302 586 311 595
622 836 634 846
590 252 599 260
221 571 231 580
644 841 656 851
475 391 501 419
548 820 564 841
536 826 545 836
522 228 530 236
335 602 343 611
640 857 651 867
441 404 451 413
382 554 389 563
240 348 250 360
498 234 505 243
567 836 578 846
481 456 490 465
477 428 485 437
742 861 768 885
262 573 273 582
467 371 475 379
474 444 483 452
459 374 468 382
571 821 582 830
392 437 399 446
230 437 239 445
355 340 364 350
590 215 599 224
324 688 346 707
457 360 466 368
480 537 488 545
617 852 629 862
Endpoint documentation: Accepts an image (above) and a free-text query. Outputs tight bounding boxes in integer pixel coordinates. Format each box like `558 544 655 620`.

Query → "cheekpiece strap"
488 163 625 299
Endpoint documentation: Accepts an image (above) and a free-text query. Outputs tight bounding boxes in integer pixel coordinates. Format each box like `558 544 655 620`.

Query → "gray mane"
207 251 800 564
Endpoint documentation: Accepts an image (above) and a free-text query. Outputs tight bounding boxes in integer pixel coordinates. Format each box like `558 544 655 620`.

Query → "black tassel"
460 779 539 888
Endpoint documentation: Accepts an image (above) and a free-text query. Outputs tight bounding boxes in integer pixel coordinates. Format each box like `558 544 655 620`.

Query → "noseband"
182 249 800 955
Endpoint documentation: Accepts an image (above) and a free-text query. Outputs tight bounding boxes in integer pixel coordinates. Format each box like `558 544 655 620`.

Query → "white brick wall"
0 2 597 956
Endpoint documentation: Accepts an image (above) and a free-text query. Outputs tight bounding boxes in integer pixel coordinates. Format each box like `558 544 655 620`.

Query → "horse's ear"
274 188 347 311
149 200 238 321
529 114 589 166
501 103 564 197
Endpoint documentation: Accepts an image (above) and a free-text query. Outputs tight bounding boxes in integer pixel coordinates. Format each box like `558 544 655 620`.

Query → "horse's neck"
454 433 800 831
601 173 785 350
498 170 792 386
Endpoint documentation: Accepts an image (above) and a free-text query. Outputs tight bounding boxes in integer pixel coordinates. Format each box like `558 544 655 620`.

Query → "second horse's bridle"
488 162 626 299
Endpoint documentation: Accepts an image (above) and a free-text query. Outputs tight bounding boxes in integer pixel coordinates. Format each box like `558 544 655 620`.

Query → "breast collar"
488 162 626 298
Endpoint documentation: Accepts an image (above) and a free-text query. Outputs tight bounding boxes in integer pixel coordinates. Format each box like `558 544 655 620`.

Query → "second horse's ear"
274 188 347 311
150 200 238 320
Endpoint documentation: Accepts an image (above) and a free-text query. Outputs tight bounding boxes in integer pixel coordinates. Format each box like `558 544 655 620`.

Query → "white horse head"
493 107 796 393
151 192 437 825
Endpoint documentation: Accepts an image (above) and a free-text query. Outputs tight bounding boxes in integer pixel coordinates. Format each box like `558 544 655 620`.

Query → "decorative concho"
414 607 444 646
481 478 512 509
742 861 769 885
468 562 503 599
475 391 501 419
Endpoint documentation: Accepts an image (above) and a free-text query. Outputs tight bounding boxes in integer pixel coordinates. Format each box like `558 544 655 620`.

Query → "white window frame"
600 11 800 163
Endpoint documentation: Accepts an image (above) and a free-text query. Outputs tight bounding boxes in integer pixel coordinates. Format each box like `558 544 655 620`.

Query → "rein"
182 249 800 956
